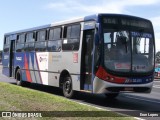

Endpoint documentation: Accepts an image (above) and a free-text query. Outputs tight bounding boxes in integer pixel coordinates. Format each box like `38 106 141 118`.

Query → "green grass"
0 82 134 120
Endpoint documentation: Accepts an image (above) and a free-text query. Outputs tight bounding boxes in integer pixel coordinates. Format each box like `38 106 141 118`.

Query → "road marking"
153 85 160 88
154 80 160 82
125 95 160 104
78 102 105 110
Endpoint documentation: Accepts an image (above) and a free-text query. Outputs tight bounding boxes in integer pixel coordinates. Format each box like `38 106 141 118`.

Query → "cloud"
45 0 160 51
150 16 160 52
45 0 159 15
151 16 160 30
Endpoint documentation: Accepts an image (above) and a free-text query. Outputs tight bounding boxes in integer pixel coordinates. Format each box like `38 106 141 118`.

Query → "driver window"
139 38 149 53
104 33 111 43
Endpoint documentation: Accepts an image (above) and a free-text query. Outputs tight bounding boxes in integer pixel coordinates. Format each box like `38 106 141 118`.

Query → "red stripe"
24 54 32 82
96 66 126 84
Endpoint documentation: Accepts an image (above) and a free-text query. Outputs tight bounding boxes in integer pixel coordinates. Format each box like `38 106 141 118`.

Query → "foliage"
156 51 160 63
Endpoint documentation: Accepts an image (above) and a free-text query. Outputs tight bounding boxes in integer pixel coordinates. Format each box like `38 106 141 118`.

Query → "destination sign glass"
102 17 152 29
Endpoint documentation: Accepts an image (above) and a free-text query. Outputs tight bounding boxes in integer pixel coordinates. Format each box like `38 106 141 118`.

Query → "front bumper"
93 76 153 94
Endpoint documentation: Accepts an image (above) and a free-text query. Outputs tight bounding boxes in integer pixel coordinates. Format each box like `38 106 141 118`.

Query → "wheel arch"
59 69 71 88
15 66 20 79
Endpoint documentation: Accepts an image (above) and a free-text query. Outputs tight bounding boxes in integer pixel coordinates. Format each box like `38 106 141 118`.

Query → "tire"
63 77 75 98
105 93 119 99
16 69 23 86
16 69 30 87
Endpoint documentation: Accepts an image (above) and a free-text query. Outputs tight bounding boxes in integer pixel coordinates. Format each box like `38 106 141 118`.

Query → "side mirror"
95 23 100 46
96 23 99 29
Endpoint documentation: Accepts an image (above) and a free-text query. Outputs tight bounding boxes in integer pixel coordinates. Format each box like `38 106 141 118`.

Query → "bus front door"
9 40 15 77
81 30 94 91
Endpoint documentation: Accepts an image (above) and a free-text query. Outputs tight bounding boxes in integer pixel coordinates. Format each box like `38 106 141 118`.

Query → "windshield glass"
103 30 154 73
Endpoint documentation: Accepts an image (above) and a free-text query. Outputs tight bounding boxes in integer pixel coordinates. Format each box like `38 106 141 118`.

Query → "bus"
2 14 155 98
155 63 160 78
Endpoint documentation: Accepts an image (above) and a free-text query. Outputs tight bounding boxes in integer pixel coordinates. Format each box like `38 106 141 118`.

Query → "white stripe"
76 102 106 110
154 80 160 82
153 85 160 88
134 117 145 120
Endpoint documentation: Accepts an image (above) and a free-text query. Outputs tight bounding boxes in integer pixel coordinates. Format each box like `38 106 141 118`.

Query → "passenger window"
15 34 25 52
4 36 10 45
37 30 46 41
49 28 61 40
48 41 61 51
35 30 47 51
62 24 80 51
70 25 80 38
48 27 62 52
4 36 10 53
26 33 35 42
24 32 35 51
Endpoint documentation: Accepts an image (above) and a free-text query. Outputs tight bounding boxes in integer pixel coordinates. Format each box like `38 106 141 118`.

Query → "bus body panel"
48 51 81 90
13 51 81 91
93 76 153 94
2 52 10 76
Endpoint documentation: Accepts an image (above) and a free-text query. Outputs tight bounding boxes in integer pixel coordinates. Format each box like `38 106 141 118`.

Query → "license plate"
124 87 133 91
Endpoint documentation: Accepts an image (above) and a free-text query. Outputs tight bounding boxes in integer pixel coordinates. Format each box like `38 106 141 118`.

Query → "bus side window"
35 30 47 52
62 24 80 51
25 32 35 52
4 36 10 53
48 27 62 52
16 34 25 52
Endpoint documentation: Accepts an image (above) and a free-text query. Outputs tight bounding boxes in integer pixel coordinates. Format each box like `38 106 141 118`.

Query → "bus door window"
81 30 94 90
10 40 15 77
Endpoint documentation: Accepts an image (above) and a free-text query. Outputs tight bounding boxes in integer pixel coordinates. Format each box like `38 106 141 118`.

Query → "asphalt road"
0 65 160 120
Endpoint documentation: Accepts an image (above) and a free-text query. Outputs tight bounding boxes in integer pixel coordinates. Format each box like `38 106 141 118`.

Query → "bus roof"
4 13 150 36
4 14 98 36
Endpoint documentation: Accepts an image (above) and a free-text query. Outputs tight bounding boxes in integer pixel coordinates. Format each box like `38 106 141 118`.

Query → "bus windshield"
103 29 154 73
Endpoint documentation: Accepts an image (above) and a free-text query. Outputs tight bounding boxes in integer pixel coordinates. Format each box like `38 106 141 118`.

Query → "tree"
155 51 160 63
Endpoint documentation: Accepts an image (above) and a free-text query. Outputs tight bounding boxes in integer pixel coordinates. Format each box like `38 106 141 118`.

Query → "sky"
0 0 160 51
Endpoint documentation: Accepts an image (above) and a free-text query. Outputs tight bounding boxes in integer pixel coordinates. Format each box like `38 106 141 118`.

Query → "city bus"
2 14 155 98
155 63 160 78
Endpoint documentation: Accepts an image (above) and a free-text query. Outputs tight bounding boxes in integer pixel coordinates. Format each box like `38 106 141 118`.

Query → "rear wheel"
16 69 30 87
105 93 119 99
63 77 75 98
16 69 23 86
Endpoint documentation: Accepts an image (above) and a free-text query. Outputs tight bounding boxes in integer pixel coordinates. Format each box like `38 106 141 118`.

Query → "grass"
0 82 134 120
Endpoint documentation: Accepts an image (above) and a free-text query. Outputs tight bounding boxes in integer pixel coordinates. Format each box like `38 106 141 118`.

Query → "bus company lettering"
52 55 61 62
4 55 9 60
39 57 47 62
16 57 22 61
38 54 48 62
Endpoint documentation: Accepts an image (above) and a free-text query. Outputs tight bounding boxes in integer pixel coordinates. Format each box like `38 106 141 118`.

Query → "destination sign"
102 17 151 29
103 18 117 24
121 19 151 28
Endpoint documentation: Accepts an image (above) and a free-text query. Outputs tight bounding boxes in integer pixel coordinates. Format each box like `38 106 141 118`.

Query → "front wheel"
63 77 75 98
